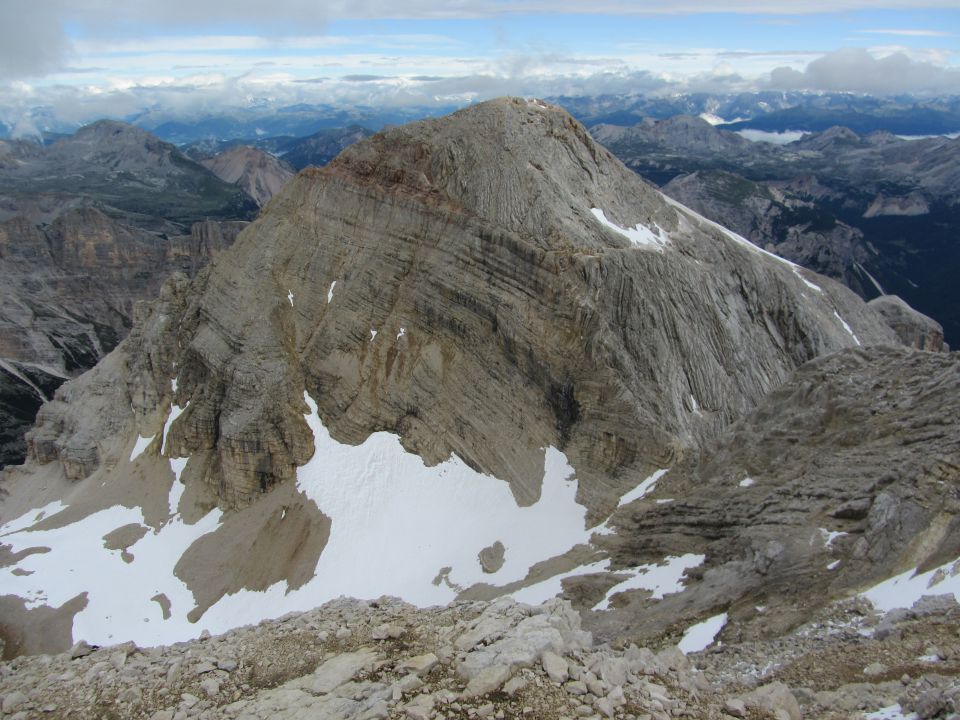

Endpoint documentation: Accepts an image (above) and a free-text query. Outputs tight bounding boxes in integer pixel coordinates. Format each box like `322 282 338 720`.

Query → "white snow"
618 469 670 507
171 377 178 393
793 266 823 293
327 281 336 303
827 560 841 570
689 395 701 415
510 559 611 605
864 704 919 720
129 434 156 462
287 290 294 306
397 327 406 340
739 477 755 488
0 501 223 646
591 208 669 250
593 553 705 611
161 401 188 455
370 329 378 341
819 528 847 548
856 262 886 295
833 310 861 345
655 499 674 505
678 612 727 654
189 392 599 631
862 556 960 613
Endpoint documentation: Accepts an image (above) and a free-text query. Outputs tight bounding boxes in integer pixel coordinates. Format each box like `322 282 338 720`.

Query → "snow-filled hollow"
0 391 603 647
678 612 727 654
591 208 669 250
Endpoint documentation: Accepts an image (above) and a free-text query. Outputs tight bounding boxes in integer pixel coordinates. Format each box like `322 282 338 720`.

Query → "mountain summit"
2 99 953 660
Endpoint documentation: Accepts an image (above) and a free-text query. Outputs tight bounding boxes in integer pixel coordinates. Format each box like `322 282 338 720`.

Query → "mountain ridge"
0 99 954 676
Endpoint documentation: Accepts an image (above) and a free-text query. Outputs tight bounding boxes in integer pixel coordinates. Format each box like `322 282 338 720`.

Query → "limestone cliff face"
26 98 898 516
0 208 246 467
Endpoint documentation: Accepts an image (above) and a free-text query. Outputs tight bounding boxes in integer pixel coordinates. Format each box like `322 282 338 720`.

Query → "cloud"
856 28 954 37
0 1 73 80
768 47 960 95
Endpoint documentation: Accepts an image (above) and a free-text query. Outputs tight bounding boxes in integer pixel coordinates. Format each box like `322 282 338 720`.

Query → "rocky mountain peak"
327 97 673 250
4 98 942 663
200 145 294 207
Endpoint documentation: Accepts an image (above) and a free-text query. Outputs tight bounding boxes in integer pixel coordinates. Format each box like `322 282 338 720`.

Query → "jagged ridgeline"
1 98 955 658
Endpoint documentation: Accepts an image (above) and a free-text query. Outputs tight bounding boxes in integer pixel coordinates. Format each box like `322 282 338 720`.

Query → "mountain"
200 146 295 207
3 95 959 717
7 96 955 673
0 209 247 468
593 116 960 347
0 120 258 226
278 126 376 170
0 121 259 468
661 169 874 297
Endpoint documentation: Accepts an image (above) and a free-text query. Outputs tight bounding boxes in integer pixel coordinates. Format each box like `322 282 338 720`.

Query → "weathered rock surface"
24 97 895 513
201 146 295 207
0 209 246 467
591 115 960 347
582 346 960 645
868 294 947 352
1 593 958 720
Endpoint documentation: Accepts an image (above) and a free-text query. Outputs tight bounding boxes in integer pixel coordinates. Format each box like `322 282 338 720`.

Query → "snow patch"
161 401 188 455
327 281 336 303
591 208 669 250
593 553 705 611
397 327 406 340
0 502 222 646
864 704 919 720
820 528 847 549
129 435 155 462
827 560 841 570
793 266 823 293
287 289 294 306
618 469 669 507
192 392 599 632
738 477 755 488
678 612 727 654
862 556 960 612
370 329 378 341
510 559 610 605
833 310 861 345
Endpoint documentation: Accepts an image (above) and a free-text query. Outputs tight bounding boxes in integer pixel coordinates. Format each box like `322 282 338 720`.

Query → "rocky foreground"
1 594 958 720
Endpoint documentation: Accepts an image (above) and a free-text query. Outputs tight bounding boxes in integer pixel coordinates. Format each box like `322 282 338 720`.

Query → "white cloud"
768 47 960 95
856 28 954 37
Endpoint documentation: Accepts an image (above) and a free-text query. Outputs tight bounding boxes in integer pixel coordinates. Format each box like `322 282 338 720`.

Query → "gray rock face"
868 294 947 352
23 97 896 516
0 209 246 467
584 346 960 644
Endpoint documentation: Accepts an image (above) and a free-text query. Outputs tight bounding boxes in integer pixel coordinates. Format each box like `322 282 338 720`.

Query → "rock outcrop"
868 295 947 352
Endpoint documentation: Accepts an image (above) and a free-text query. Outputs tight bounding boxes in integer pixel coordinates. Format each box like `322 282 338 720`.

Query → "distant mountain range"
3 92 959 145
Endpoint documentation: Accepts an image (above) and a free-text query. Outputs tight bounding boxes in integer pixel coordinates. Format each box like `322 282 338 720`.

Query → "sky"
1 0 958 130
